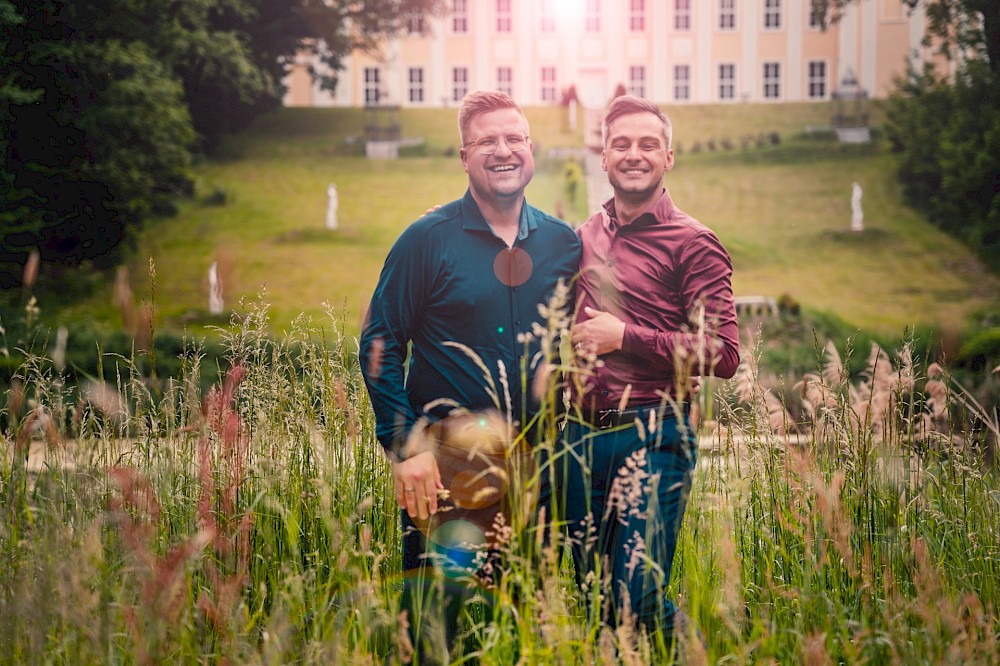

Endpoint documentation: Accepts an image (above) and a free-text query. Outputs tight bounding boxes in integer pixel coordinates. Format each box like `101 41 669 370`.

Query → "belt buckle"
596 409 618 430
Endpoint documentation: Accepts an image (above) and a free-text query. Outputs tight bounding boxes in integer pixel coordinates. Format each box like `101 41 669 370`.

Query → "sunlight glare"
554 0 583 25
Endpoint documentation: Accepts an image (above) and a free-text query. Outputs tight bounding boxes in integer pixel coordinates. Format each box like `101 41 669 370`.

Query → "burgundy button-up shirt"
573 188 740 412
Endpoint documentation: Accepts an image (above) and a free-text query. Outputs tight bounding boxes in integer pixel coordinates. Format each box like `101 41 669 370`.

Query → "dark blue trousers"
559 407 697 636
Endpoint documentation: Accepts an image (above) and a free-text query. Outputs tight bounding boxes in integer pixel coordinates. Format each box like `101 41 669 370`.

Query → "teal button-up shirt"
359 189 581 457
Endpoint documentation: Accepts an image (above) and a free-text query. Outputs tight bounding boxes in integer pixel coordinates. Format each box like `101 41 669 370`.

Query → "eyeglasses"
464 134 530 154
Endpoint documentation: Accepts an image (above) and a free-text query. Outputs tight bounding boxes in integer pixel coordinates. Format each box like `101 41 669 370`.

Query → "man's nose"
493 137 514 156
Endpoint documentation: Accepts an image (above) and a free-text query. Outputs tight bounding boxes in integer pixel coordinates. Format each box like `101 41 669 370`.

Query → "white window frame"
808 60 828 99
496 0 512 33
628 65 646 98
763 61 781 99
452 66 469 102
674 64 691 101
408 67 424 104
629 0 646 32
674 0 691 31
718 62 736 100
497 66 513 96
540 66 557 103
539 0 556 33
586 0 601 32
719 0 736 31
451 0 468 34
364 67 381 106
808 3 825 29
763 0 782 30
407 12 425 35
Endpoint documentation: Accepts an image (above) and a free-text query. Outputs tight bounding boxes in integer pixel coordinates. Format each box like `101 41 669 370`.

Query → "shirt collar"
461 189 535 240
602 188 675 230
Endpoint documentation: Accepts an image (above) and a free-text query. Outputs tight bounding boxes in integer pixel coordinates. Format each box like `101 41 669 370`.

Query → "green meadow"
5 102 1000 664
62 102 1000 340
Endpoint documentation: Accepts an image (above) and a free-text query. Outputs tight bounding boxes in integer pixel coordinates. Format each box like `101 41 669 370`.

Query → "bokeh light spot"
493 247 533 287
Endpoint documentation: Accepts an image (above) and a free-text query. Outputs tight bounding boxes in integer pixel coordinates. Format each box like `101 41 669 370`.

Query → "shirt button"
607 260 614 267
515 320 521 325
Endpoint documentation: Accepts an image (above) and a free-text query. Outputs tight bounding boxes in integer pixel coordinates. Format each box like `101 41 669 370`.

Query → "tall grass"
2 299 998 664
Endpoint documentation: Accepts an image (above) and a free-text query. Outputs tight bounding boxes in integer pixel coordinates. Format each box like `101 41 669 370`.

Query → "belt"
588 403 689 430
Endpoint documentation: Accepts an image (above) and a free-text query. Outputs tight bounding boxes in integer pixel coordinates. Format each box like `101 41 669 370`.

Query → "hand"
571 307 626 356
393 451 444 520
423 204 442 216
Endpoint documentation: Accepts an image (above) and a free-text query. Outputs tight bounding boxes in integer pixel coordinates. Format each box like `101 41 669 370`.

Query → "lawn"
61 102 999 342
6 102 1000 665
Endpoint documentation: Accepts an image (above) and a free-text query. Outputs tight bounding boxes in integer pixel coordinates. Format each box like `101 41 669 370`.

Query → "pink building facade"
284 0 938 108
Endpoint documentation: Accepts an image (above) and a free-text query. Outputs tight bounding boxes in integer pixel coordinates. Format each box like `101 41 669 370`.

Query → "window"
808 60 827 98
452 67 468 102
586 0 601 32
674 64 690 100
718 63 735 100
763 62 781 99
451 0 468 34
629 0 645 31
719 0 735 30
809 3 826 29
628 66 646 98
364 67 381 106
496 0 512 33
540 0 555 33
764 0 781 29
675 0 691 31
540 66 557 103
408 67 424 103
407 12 425 35
497 67 513 96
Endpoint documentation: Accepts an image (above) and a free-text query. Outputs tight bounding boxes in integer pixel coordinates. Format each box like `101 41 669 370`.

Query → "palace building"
283 0 940 109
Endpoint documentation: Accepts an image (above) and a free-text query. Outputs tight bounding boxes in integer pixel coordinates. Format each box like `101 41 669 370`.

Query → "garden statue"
851 182 864 232
326 182 339 230
209 261 224 314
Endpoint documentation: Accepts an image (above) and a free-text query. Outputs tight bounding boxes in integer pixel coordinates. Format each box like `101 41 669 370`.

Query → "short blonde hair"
458 91 528 144
601 95 672 149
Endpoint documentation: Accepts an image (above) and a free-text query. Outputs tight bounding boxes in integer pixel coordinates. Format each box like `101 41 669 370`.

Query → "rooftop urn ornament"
832 69 871 144
364 99 401 159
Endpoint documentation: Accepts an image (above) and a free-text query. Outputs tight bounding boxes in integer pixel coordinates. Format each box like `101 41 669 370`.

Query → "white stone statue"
326 182 339 230
209 261 224 314
851 182 864 231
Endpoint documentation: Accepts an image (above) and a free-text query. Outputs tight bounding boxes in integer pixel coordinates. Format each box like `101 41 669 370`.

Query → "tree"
813 0 998 74
815 0 1000 271
0 0 444 288
1 0 196 288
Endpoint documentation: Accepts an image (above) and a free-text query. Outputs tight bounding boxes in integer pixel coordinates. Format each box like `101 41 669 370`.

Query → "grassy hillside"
60 103 998 341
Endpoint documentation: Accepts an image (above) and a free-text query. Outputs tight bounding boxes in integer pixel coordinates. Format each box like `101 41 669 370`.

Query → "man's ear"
601 149 608 172
460 147 470 172
665 148 675 172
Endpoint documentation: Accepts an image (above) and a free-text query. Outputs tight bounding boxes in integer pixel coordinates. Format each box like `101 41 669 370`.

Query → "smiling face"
460 107 535 206
601 110 674 207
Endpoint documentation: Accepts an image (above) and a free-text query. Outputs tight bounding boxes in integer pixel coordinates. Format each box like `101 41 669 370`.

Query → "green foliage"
958 326 1000 371
0 0 445 289
3 300 1000 663
885 60 1000 271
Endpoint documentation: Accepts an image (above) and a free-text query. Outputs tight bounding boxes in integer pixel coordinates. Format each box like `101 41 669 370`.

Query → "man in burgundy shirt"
563 95 739 644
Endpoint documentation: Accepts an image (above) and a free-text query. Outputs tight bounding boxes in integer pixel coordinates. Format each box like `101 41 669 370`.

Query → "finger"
417 487 429 521
425 480 438 516
403 486 418 517
584 306 598 317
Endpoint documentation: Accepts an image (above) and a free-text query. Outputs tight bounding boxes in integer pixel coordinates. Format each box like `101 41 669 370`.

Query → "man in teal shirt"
359 91 580 662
